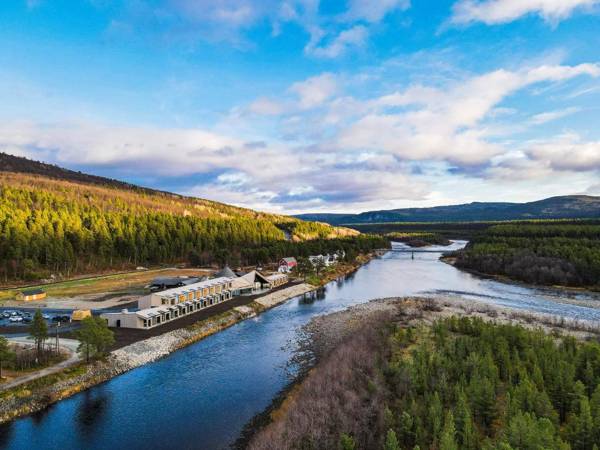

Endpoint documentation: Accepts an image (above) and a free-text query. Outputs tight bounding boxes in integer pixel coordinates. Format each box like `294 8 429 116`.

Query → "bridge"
391 248 450 253
390 244 453 253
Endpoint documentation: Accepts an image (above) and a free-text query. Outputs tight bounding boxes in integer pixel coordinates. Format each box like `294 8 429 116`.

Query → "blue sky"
1 0 600 213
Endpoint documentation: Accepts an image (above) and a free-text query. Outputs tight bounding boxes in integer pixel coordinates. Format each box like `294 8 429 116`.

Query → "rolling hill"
0 153 364 283
296 196 600 225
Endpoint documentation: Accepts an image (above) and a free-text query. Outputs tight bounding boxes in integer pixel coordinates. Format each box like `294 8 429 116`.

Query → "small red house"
278 257 297 273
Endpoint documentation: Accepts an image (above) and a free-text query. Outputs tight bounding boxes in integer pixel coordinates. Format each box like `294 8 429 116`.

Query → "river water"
2 241 600 450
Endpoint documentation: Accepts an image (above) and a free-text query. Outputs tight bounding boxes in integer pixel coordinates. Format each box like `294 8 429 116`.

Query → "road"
0 337 81 392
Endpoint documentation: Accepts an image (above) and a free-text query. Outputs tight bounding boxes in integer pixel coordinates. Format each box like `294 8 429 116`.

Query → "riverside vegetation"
454 222 600 288
250 302 600 450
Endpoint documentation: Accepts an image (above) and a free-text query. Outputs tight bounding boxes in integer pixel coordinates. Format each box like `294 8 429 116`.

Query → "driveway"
0 337 81 392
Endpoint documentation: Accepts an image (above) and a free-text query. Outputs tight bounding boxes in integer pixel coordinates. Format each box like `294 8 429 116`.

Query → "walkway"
0 337 81 392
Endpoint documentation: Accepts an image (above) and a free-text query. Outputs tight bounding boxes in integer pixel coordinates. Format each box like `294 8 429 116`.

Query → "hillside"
296 195 600 224
0 153 363 283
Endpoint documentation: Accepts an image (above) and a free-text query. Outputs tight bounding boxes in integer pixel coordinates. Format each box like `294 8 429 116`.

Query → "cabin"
15 289 46 302
278 257 297 273
309 252 343 268
102 277 234 329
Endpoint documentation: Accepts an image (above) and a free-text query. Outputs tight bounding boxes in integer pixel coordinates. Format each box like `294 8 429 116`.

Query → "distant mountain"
295 196 600 225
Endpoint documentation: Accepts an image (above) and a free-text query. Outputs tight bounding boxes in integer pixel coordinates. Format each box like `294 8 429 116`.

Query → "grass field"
0 268 211 304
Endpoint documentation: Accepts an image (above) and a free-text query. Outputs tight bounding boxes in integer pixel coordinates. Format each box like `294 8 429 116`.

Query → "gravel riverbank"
246 295 600 448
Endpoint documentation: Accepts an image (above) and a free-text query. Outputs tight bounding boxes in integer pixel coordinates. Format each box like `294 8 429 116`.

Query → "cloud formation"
451 0 600 25
306 25 369 58
3 59 599 213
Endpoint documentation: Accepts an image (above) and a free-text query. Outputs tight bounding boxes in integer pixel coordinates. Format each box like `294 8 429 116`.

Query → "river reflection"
2 242 600 450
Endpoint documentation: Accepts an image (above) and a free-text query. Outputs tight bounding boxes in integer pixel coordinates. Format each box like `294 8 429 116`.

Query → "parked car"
9 316 23 323
22 316 32 323
52 315 71 323
42 314 51 320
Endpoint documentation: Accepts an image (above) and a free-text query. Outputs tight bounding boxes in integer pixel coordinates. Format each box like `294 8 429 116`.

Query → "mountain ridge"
295 195 600 225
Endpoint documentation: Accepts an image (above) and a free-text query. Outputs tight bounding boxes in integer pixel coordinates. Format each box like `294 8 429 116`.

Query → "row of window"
143 292 233 328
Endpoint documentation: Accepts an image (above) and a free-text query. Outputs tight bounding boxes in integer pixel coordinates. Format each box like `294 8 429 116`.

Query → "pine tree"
384 429 400 450
0 335 15 379
29 309 48 357
339 433 356 450
439 411 458 450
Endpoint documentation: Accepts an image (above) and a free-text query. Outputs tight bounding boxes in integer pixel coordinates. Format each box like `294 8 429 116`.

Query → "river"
2 241 600 450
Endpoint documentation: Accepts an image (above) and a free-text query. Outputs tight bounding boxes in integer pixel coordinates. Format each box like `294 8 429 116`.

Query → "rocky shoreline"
0 282 315 425
0 252 380 425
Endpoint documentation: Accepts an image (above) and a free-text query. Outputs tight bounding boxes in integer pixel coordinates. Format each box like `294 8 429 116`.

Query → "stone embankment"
0 283 315 424
254 284 315 309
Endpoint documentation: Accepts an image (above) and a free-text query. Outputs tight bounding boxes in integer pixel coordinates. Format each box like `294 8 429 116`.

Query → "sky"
1 0 600 214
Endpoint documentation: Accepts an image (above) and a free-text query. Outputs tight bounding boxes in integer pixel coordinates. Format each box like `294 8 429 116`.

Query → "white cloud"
451 0 600 25
307 25 369 58
529 106 580 124
584 183 600 195
337 63 600 165
341 0 411 23
527 133 600 171
290 73 338 109
247 97 286 116
0 120 430 213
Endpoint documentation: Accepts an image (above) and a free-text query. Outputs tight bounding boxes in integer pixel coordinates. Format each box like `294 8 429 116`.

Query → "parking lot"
0 308 82 334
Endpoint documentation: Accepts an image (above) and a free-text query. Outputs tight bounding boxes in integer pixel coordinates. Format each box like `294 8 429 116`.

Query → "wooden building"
16 289 46 302
278 257 297 273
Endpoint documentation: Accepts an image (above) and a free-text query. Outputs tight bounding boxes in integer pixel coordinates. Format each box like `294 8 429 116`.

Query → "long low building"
101 277 234 329
266 273 288 288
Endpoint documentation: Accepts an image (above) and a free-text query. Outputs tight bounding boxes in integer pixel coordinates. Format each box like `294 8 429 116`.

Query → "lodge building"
101 277 234 329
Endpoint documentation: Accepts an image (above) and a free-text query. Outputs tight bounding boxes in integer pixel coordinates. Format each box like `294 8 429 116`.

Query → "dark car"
51 315 71 323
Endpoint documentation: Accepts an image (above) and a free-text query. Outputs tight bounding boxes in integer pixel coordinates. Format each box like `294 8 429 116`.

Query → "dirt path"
0 338 81 392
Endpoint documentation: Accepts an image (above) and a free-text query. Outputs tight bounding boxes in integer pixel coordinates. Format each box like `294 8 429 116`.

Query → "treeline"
387 232 451 247
190 235 388 268
454 223 600 288
0 175 381 282
350 221 494 239
351 219 600 241
251 315 600 449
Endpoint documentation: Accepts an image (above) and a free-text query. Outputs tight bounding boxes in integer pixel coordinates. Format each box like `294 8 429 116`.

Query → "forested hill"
296 195 600 224
0 153 364 283
0 152 160 195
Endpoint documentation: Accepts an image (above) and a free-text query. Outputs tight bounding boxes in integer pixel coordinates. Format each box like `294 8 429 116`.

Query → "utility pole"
55 321 61 353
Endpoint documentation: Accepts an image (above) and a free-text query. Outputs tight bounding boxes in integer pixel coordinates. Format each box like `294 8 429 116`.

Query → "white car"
9 316 23 323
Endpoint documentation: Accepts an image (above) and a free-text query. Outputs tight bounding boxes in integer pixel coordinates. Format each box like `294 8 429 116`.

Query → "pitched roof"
215 266 237 278
281 257 297 264
240 270 271 285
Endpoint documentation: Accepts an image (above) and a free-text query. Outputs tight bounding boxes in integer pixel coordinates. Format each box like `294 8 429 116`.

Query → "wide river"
2 241 600 450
